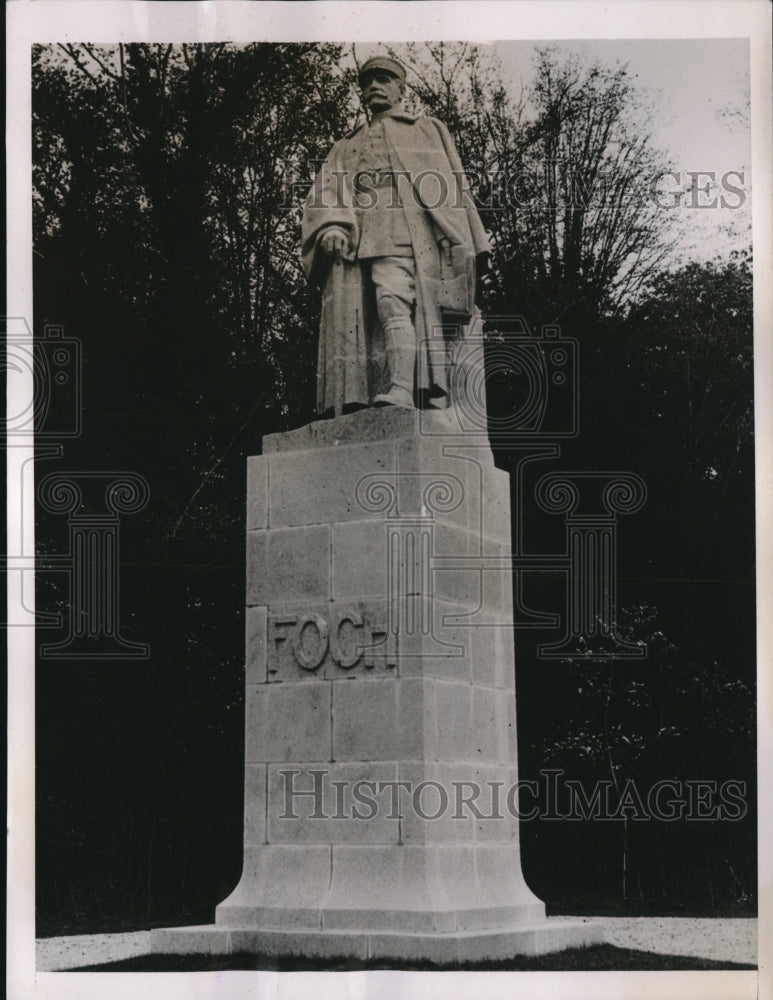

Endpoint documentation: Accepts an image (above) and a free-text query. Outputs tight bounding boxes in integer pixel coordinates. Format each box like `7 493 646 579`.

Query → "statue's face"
360 72 403 113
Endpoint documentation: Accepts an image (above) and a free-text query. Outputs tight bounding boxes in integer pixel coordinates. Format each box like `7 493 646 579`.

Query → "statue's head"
358 56 406 113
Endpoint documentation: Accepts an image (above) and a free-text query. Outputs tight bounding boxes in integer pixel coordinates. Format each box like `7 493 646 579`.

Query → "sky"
496 39 752 263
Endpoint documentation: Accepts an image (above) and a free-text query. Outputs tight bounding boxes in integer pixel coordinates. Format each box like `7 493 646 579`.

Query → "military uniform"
301 57 489 414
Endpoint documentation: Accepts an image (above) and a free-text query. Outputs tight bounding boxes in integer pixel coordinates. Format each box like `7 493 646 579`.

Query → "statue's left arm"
423 117 490 259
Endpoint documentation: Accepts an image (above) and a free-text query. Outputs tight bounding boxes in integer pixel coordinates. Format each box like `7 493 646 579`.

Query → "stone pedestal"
152 408 602 962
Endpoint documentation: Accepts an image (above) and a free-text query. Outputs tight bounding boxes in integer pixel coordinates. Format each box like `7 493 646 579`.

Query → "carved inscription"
268 602 398 680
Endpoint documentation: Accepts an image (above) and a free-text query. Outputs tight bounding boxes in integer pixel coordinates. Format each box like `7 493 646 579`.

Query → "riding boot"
374 316 417 408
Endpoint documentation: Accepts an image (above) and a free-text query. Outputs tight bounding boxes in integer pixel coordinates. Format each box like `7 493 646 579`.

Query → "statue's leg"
370 256 417 408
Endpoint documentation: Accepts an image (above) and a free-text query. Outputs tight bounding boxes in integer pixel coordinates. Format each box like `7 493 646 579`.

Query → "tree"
34 43 357 442
385 43 676 331
627 249 754 520
497 47 676 329
620 250 755 668
520 605 755 913
32 41 359 934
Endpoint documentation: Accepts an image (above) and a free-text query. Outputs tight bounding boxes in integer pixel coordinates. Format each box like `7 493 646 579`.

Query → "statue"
301 55 490 416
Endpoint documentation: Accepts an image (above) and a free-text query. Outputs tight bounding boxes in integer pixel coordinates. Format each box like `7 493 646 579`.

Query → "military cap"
358 55 406 86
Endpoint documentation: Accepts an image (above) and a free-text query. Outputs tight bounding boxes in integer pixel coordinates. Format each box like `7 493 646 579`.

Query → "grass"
70 945 757 973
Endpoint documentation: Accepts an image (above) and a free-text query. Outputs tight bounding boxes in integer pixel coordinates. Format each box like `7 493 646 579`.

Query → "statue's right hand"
320 228 348 264
438 236 454 267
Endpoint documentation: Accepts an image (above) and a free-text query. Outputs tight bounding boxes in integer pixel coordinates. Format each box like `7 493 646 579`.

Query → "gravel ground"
597 916 757 965
37 931 152 972
36 918 757 972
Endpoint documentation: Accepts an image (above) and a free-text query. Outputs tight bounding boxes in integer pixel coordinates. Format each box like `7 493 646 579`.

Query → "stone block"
263 406 420 454
329 602 398 679
502 693 517 759
267 600 397 682
432 844 482 911
332 678 397 761
327 844 412 910
395 435 481 536
320 842 545 935
434 680 473 762
474 843 545 917
332 520 388 599
494 621 516 691
449 763 506 831
396 599 473 682
323 845 457 932
245 683 331 763
245 605 267 685
246 525 330 606
432 522 482 610
433 537 514 617
267 606 332 682
479 539 512 614
330 676 436 762
246 455 268 530
359 927 468 963
398 761 475 844
470 763 520 842
396 677 437 759
216 844 331 928
217 843 330 918
245 531 266 608
472 686 500 761
470 618 515 690
244 764 267 845
468 618 496 688
155 919 605 961
333 678 403 761
267 761 400 844
480 463 512 545
268 439 395 528
229 928 370 960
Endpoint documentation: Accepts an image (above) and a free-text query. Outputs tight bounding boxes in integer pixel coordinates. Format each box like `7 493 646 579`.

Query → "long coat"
301 113 490 415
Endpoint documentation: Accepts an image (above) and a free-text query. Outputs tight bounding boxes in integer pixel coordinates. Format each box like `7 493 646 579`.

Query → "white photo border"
7 3 772 999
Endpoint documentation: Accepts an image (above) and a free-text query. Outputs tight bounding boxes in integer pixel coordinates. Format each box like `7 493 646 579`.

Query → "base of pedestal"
150 918 604 963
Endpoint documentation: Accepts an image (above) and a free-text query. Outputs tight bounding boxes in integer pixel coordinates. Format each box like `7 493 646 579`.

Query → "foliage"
574 250 755 666
515 250 755 913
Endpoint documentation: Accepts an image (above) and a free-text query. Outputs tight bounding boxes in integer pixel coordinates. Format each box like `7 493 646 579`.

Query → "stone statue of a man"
301 55 490 415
